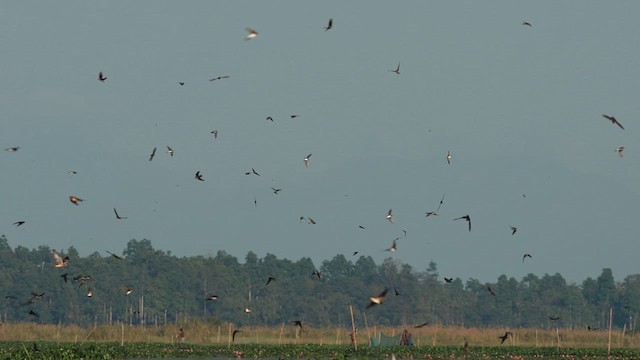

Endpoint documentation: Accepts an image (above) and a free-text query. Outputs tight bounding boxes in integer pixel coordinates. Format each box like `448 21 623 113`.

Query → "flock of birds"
3 15 631 346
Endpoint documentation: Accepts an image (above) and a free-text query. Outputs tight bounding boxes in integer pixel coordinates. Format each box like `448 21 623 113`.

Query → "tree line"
0 236 637 331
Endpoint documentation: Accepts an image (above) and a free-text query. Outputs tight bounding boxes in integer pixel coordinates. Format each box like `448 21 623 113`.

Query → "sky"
1 1 639 284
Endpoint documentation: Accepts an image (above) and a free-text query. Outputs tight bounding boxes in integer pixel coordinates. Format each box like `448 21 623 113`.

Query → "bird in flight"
394 287 401 296
522 253 532 263
195 171 205 181
13 221 25 227
209 75 230 81
414 322 429 328
426 195 445 217
271 187 282 194
245 168 260 176
244 307 252 313
352 251 359 256
266 116 274 122
547 315 560 321
265 277 276 285
245 27 258 40
446 150 452 165
205 295 219 301
487 285 496 296
367 289 388 309
510 226 517 235
211 130 218 139
358 225 365 230
307 217 316 225
290 114 300 119
166 146 174 157
615 147 624 157
106 250 123 260
385 238 399 252
602 114 624 129
389 63 400 75
114 208 127 220
304 153 312 167
124 286 133 295
4 146 19 152
386 209 394 223
69 196 83 206
149 147 157 161
444 277 453 284
291 320 304 331
28 310 39 318
454 215 471 232
232 330 243 343
312 271 321 280
324 18 333 31
522 21 532 27
86 288 93 297
498 331 512 344
178 82 184 86
98 72 107 82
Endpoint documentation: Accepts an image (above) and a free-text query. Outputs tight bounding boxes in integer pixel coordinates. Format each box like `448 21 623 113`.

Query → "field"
0 322 637 359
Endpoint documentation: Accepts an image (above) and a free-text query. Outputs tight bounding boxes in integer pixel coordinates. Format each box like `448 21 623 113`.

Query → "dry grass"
0 322 637 349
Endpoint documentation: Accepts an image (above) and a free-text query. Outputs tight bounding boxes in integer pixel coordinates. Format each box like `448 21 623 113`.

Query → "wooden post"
228 323 232 348
216 325 220 344
363 311 371 343
349 305 357 350
121 323 124 346
555 327 560 350
278 322 285 344
608 307 613 356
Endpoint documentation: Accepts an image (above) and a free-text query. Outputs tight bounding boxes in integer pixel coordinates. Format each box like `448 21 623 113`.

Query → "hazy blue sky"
1 2 639 284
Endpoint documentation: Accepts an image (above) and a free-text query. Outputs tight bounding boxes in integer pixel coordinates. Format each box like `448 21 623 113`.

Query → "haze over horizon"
1 2 639 285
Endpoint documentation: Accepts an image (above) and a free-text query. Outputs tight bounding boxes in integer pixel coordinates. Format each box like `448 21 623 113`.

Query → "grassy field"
0 321 637 349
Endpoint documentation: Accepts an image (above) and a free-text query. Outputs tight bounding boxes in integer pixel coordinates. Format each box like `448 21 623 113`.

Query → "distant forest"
0 236 637 331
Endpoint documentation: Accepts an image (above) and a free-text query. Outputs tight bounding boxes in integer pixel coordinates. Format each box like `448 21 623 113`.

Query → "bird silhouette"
304 153 312 167
114 208 127 220
602 114 624 129
245 28 258 40
446 150 452 165
266 116 274 122
5 147 19 152
69 196 83 205
61 273 68 283
13 221 25 227
386 209 394 223
232 329 243 343
149 147 157 161
52 250 69 268
166 146 174 156
522 253 532 263
352 251 359 256
205 295 219 301
389 63 400 74
454 215 471 231
444 277 453 283
291 320 304 331
86 288 93 297
195 171 205 181
394 287 401 296
271 187 281 194
522 21 532 27
209 75 230 81
124 287 133 295
28 310 39 318
246 168 260 176
106 250 123 260
98 72 107 82
547 315 560 321
425 211 439 217
487 285 496 296
211 130 218 139
265 277 276 285
358 225 365 230
307 217 316 225
498 331 512 344
312 271 321 280
414 322 429 328
178 82 184 86
615 147 624 157
510 226 517 235
290 114 300 119
367 289 388 309
324 18 333 31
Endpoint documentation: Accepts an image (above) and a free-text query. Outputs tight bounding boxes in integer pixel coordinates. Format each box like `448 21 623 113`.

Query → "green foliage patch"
0 342 635 360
